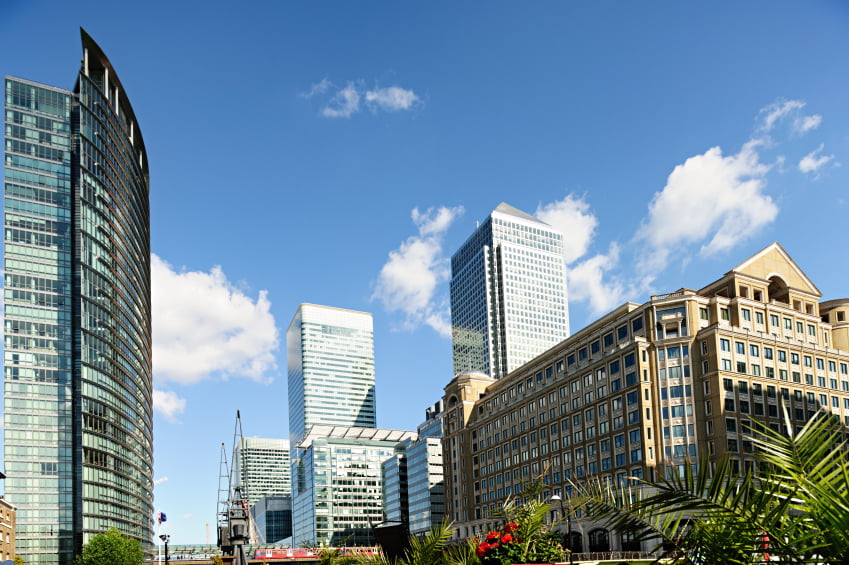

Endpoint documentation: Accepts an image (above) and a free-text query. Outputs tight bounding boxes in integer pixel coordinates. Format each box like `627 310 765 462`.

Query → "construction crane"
217 411 251 565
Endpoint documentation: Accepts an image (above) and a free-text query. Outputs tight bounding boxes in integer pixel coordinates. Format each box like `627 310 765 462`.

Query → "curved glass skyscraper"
4 30 153 565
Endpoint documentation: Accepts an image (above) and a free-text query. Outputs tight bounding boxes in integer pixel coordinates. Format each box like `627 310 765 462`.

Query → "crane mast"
217 411 251 565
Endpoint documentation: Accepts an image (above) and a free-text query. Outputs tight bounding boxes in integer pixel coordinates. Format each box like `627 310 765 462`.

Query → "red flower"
504 521 519 533
475 543 489 557
501 533 513 544
486 531 500 541
490 542 499 549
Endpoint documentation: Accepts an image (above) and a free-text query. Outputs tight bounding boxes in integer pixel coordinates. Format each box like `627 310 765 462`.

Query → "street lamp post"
159 534 170 565
550 494 573 565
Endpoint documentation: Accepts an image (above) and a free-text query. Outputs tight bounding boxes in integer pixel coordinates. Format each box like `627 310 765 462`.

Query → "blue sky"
3 0 849 546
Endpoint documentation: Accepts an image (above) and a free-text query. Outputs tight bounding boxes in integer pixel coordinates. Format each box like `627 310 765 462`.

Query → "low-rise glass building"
291 426 415 546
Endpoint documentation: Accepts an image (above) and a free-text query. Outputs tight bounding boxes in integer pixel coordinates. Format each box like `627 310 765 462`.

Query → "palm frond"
404 520 453 565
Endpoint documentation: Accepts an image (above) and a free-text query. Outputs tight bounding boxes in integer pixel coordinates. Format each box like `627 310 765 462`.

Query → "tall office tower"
238 437 291 507
287 304 376 445
3 30 153 565
450 203 569 380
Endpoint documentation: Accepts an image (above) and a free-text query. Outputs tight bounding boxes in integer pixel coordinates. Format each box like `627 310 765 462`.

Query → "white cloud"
794 114 822 133
757 99 822 136
757 99 805 132
152 254 279 385
182 514 194 520
535 194 598 264
365 87 418 111
372 206 464 336
154 476 170 486
798 143 835 174
566 243 627 315
153 390 186 423
637 139 777 271
322 83 361 118
301 78 332 99
312 80 420 118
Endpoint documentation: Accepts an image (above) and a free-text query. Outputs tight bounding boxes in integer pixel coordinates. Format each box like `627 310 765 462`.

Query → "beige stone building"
0 495 17 561
442 243 849 553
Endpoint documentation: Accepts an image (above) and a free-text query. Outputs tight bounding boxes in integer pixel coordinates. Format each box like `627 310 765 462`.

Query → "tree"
75 528 144 565
13 555 24 565
575 409 849 564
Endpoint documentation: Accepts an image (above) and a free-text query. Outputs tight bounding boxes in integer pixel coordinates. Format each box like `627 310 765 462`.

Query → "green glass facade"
4 30 153 565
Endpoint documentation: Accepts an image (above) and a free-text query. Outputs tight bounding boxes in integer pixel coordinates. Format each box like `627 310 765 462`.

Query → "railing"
569 550 654 562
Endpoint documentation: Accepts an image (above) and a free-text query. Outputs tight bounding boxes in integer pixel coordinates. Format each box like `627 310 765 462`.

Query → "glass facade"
3 30 152 565
291 429 414 546
406 438 445 535
239 437 291 507
450 203 569 379
250 496 292 544
287 304 376 445
381 452 406 524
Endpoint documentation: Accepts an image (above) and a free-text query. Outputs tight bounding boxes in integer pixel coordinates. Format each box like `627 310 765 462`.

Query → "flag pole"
157 509 162 563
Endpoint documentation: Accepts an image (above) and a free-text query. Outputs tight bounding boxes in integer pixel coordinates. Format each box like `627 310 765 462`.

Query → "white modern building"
239 437 291 507
292 426 415 546
287 304 376 445
450 203 570 379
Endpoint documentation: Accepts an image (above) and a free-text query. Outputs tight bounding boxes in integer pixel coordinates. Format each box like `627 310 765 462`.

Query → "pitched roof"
493 202 547 225
730 242 821 296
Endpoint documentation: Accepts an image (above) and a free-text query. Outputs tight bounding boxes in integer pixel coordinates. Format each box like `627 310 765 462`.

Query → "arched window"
589 528 610 552
567 531 583 553
621 531 640 551
768 276 790 304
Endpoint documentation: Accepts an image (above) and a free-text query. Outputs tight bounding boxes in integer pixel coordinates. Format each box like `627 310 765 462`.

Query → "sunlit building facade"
443 243 849 553
291 426 415 546
450 202 569 380
238 437 291 507
3 30 153 565
287 304 376 445
406 402 445 535
379 401 445 535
